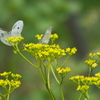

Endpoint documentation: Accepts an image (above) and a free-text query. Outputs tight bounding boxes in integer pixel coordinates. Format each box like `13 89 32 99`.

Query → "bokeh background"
0 0 100 100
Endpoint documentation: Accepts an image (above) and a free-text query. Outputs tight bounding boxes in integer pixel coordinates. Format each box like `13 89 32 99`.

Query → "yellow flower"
56 67 71 74
0 71 11 77
77 85 89 91
89 53 96 58
93 80 100 88
0 79 5 86
81 77 94 85
50 33 58 39
70 75 84 83
95 72 100 79
96 52 100 56
35 34 43 40
71 47 77 54
92 63 98 68
50 33 58 43
66 48 71 52
10 80 21 88
23 43 67 61
0 79 10 87
11 73 22 79
13 50 17 54
5 37 24 46
66 47 77 55
85 59 98 69
0 71 22 98
5 37 24 43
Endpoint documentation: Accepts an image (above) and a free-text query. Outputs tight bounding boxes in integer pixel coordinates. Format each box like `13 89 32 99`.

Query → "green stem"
14 45 38 68
54 59 59 68
45 83 56 100
7 84 11 100
37 68 46 84
51 66 60 84
19 51 37 68
7 94 10 100
46 63 56 100
78 93 82 100
85 98 89 100
60 85 64 100
84 91 89 100
4 95 6 100
60 56 70 68
38 67 56 100
47 63 52 91
88 68 92 77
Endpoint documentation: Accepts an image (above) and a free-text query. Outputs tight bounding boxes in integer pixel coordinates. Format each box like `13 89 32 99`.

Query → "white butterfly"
38 26 52 44
0 20 24 46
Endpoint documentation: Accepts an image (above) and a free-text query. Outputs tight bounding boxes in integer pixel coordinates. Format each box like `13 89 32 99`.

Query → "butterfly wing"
39 26 52 44
0 30 11 46
10 20 23 37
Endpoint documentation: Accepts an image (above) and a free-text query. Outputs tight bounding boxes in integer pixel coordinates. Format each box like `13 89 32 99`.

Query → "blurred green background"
0 0 100 100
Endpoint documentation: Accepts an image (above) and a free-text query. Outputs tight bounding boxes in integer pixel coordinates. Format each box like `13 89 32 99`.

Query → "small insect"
38 26 52 44
0 20 24 46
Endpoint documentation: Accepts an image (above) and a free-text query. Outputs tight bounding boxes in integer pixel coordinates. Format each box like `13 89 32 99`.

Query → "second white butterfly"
38 26 52 44
0 20 24 46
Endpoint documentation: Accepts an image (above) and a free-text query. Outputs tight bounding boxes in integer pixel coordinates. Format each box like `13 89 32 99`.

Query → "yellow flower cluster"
96 52 100 56
35 34 43 40
10 80 21 88
0 79 21 89
95 72 100 79
11 73 22 79
70 74 100 91
77 85 89 98
66 47 77 55
70 75 84 83
5 37 24 45
0 71 22 91
94 72 100 88
0 71 11 78
23 43 77 61
89 53 96 58
77 85 89 91
50 33 58 43
85 59 98 69
84 52 100 70
89 52 100 58
50 33 58 39
24 43 65 60
56 67 71 74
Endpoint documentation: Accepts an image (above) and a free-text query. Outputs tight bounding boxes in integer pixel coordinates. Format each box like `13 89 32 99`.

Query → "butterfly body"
0 20 23 46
